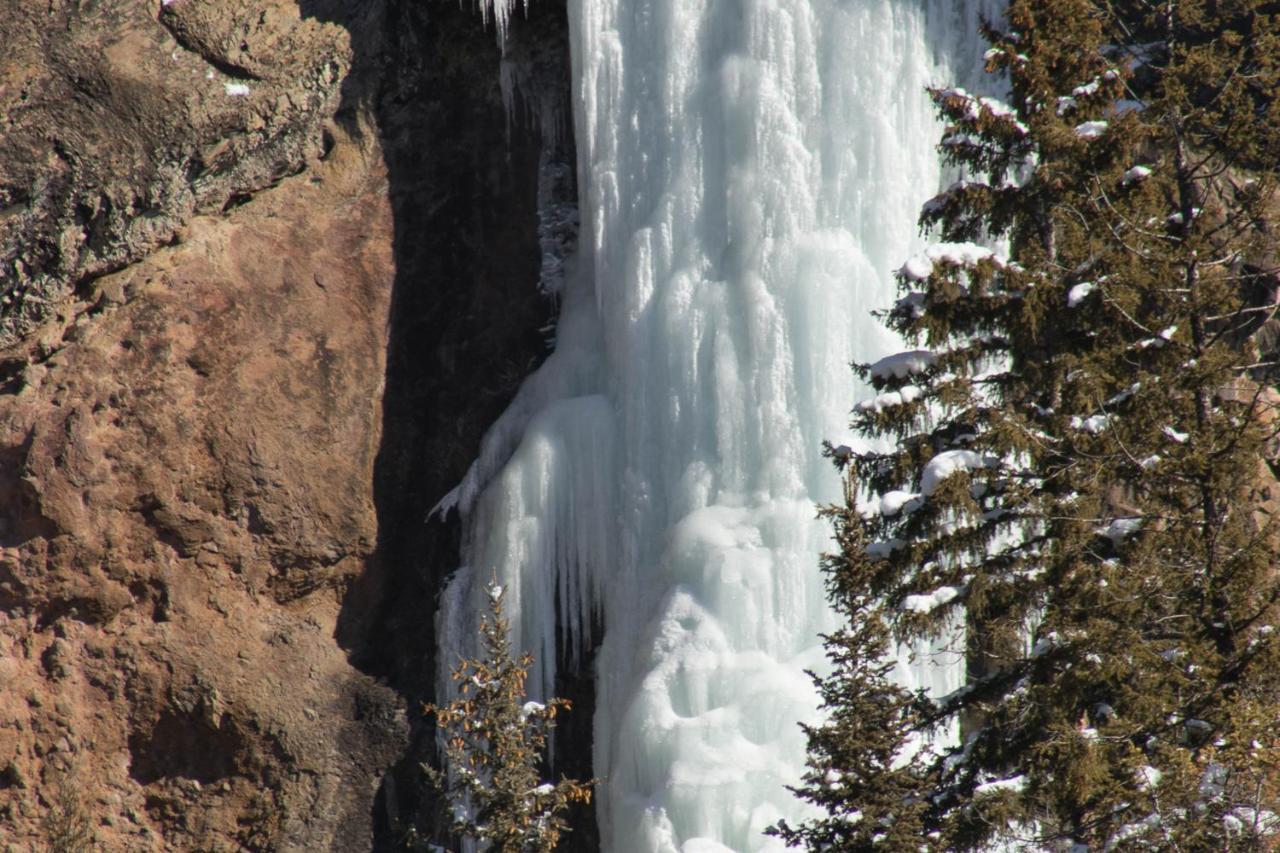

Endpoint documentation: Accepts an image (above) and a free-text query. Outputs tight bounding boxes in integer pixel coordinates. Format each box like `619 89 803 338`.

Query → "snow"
1225 808 1280 836
1123 165 1152 184
975 774 1027 795
865 539 906 561
901 255 935 281
943 733 978 774
1162 425 1188 444
855 385 923 413
860 489 924 520
1070 414 1109 434
937 87 1030 135
869 349 936 381
1110 99 1145 114
438 1 1000 848
1097 518 1142 544
1106 382 1140 406
921 450 995 496
1136 326 1172 350
224 82 251 97
1135 327 1175 350
902 585 962 613
1066 281 1095 306
1073 79 1102 98
1074 120 1108 140
879 490 923 517
1136 765 1163 790
521 701 546 717
1105 814 1162 850
900 242 1009 281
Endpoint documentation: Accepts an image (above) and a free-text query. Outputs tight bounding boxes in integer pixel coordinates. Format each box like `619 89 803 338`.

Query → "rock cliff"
0 1 569 849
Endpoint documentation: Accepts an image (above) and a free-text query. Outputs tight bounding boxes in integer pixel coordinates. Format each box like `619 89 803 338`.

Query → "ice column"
439 1 1000 850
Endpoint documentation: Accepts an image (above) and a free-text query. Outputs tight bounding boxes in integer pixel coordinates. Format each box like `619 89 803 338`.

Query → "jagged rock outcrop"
0 0 349 348
0 0 569 850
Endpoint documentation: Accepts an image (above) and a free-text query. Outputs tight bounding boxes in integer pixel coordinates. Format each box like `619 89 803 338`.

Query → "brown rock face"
0 0 570 850
0 95 404 853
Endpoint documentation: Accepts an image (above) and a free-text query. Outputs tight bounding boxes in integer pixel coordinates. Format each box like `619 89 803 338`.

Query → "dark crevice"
127 579 171 624
0 359 24 395
295 0 592 849
156 11 266 82
220 191 255 213
553 617 603 853
127 710 248 786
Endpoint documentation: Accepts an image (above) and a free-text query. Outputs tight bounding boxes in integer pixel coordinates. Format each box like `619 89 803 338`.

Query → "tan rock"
0 5 406 849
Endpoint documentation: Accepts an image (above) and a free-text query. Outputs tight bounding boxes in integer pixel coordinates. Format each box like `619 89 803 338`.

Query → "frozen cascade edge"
438 1 1005 850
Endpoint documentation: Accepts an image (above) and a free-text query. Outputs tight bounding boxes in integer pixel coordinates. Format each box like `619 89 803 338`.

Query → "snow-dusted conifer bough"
439 1 1001 849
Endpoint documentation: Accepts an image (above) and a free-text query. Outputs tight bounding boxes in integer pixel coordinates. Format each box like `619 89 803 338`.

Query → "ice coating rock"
441 1 1002 849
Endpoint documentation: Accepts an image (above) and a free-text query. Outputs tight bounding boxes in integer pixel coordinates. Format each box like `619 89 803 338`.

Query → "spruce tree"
776 2 1280 849
423 583 593 852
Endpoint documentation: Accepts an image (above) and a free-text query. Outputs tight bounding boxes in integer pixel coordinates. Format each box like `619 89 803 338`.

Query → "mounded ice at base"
441 1 1003 850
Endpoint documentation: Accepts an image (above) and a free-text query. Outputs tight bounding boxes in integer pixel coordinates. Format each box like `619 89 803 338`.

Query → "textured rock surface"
0 90 405 853
0 0 349 348
0 0 570 850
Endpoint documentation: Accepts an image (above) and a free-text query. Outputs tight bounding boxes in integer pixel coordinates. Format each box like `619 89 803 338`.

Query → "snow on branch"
1075 121 1109 140
921 450 998 497
868 350 936 381
899 242 1011 282
855 385 924 414
1122 165 1152 185
936 87 1029 137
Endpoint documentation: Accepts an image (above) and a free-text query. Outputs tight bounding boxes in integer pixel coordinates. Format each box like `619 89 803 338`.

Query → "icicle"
474 0 529 46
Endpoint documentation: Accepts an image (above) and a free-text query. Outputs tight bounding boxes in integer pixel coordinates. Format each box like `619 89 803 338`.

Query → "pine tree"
423 583 594 852
777 2 1280 849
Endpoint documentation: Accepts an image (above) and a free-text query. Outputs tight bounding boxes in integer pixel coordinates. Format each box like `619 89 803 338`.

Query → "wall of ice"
439 1 1000 850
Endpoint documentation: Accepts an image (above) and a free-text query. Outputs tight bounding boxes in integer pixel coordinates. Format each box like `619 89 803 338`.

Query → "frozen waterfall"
439 1 1000 850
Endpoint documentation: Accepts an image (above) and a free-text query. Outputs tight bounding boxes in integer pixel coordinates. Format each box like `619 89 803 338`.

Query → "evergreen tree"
777 2 1280 849
423 583 593 852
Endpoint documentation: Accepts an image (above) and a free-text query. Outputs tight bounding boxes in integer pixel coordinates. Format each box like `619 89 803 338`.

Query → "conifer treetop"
423 583 594 852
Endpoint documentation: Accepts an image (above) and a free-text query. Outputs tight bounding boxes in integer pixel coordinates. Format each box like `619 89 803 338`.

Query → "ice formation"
440 1 1001 849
